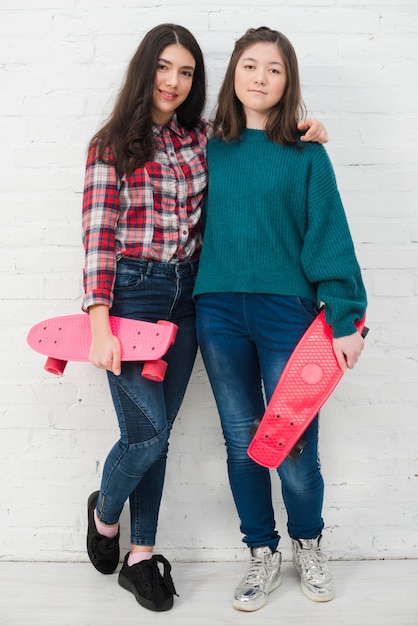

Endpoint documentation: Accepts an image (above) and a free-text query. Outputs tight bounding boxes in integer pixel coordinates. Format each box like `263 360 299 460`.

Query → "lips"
159 90 178 101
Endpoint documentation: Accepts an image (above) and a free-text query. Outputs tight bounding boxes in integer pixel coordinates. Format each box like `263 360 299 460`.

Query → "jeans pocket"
114 266 145 291
296 296 318 320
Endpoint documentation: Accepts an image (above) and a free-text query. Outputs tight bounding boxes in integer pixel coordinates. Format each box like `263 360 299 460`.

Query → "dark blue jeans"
96 257 198 546
196 293 324 552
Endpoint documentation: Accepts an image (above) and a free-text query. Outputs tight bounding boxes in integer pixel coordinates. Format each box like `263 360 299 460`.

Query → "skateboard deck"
27 314 178 381
247 309 367 469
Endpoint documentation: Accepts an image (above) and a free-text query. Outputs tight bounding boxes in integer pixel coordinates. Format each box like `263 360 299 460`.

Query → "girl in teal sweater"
194 27 367 612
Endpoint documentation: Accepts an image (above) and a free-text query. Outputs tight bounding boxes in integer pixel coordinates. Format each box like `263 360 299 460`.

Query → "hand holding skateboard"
247 309 368 469
27 314 178 382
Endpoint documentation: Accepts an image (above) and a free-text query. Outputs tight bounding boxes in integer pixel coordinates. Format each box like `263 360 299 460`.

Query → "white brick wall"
1 0 417 563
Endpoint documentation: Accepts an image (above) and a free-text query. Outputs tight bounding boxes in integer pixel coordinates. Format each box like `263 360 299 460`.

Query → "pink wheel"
44 357 67 375
142 359 167 382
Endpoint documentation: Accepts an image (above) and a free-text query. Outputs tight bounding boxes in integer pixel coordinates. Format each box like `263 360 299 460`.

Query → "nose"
165 71 178 87
254 72 266 85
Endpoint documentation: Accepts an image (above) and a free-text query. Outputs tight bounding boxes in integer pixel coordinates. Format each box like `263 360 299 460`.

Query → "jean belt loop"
146 261 153 277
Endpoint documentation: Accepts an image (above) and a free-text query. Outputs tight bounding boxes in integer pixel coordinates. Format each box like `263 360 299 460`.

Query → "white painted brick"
0 11 53 37
350 220 412 245
0 38 94 65
1 1 418 564
360 247 418 269
373 271 415 296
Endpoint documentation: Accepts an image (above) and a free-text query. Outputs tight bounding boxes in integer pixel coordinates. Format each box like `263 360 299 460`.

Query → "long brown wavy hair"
213 27 306 145
90 24 206 176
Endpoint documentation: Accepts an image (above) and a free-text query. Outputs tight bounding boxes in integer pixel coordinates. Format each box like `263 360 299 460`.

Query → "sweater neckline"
241 128 267 141
243 127 265 134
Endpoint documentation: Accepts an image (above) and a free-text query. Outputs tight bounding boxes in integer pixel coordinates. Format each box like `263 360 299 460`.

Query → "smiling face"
234 42 287 129
152 44 196 125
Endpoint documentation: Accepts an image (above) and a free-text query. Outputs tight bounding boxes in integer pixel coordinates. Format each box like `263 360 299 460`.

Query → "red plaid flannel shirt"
82 117 209 311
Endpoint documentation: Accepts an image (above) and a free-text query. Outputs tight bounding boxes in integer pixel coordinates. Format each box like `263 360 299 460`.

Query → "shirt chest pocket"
145 161 180 229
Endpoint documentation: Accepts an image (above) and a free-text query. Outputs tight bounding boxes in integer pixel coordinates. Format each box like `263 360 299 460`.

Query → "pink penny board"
27 314 178 381
247 309 367 469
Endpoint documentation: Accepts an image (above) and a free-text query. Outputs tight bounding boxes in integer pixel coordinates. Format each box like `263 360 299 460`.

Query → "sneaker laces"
243 554 271 587
137 555 178 607
296 540 330 583
91 533 119 560
154 555 177 597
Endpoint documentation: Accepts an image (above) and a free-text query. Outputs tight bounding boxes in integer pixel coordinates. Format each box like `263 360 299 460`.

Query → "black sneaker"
87 491 120 574
118 553 177 612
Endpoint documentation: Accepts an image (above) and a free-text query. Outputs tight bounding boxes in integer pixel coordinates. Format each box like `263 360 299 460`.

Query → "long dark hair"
213 27 306 145
90 24 206 176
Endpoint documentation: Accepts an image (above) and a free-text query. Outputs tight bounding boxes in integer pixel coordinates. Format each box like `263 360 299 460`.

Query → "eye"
244 64 256 70
181 70 194 78
157 63 167 71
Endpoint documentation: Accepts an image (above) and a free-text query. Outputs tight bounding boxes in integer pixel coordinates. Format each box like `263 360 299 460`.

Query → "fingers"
345 351 358 370
333 345 348 372
92 356 121 376
332 332 365 371
89 337 121 375
298 118 329 144
111 349 121 376
104 343 121 375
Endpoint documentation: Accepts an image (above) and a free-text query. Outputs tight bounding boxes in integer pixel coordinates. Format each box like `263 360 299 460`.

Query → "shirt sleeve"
301 147 367 337
81 141 121 312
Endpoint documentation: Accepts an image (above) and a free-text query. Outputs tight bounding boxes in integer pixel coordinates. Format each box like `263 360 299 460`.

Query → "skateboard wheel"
44 357 67 375
142 359 167 382
288 439 307 459
249 416 262 436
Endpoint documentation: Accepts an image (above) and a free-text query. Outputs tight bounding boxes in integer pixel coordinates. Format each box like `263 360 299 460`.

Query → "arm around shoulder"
298 118 328 144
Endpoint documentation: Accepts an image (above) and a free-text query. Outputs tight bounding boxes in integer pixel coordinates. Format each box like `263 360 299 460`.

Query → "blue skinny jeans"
196 293 325 552
96 257 198 546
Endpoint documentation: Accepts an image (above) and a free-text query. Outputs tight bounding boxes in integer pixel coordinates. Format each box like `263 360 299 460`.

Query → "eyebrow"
158 56 195 71
242 56 284 68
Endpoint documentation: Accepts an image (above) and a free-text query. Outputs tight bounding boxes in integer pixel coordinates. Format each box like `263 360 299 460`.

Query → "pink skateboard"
27 315 178 382
247 309 367 469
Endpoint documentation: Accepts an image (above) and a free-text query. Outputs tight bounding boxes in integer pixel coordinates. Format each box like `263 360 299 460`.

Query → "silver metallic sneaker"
291 536 335 602
233 546 282 612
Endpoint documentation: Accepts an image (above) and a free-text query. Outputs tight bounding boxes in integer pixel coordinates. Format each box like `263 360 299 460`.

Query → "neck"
152 111 175 126
244 111 267 130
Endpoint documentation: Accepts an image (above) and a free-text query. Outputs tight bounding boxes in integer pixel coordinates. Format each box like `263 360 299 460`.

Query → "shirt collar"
152 114 186 138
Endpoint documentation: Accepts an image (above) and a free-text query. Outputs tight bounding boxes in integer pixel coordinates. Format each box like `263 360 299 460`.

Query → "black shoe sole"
118 571 174 612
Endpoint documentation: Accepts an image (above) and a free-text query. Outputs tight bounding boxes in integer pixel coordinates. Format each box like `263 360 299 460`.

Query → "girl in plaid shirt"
82 23 327 613
83 24 207 612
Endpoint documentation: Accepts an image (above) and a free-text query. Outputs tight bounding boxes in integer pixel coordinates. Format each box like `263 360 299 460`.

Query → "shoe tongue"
251 546 271 558
97 535 118 554
299 538 318 550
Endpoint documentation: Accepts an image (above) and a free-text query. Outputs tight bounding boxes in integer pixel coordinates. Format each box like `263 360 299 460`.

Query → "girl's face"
152 44 196 125
234 42 287 129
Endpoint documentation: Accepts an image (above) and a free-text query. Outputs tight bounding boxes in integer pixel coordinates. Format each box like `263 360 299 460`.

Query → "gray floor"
1 559 417 626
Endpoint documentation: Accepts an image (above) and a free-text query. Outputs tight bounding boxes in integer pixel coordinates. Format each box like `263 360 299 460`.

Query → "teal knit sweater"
193 129 367 338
